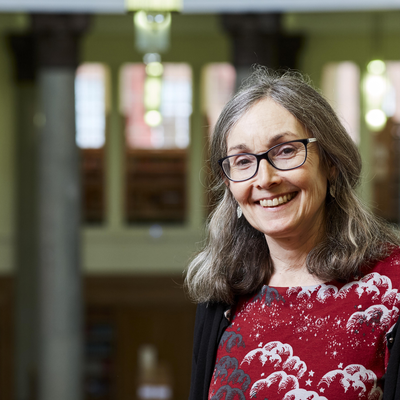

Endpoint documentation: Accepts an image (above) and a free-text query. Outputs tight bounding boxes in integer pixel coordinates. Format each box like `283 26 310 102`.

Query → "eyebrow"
227 132 297 154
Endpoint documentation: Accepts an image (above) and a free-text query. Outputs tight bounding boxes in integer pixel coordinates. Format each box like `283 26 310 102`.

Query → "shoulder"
194 302 229 331
193 302 230 341
370 247 400 277
361 247 400 305
382 246 400 264
192 302 230 361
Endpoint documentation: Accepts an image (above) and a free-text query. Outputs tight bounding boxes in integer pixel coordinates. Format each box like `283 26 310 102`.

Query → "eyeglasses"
218 138 318 182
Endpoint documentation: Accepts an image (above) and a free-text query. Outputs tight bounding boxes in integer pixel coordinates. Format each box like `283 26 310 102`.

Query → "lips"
259 192 297 208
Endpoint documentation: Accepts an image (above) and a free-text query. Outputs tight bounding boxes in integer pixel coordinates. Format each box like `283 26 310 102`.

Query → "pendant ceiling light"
126 0 182 127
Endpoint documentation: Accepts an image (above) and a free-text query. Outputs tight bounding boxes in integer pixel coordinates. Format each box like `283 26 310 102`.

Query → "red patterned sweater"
208 249 400 400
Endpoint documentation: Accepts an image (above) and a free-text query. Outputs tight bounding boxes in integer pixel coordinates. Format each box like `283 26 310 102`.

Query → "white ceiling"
1 0 400 13
183 0 400 13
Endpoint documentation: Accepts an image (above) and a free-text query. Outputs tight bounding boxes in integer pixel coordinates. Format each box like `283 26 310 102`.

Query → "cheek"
295 167 327 201
229 183 250 204
229 187 242 203
312 173 328 203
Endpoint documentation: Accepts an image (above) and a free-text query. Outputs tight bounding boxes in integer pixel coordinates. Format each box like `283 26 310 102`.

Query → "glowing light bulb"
367 60 386 75
144 77 162 109
146 62 163 77
145 110 162 126
365 109 387 131
365 75 387 97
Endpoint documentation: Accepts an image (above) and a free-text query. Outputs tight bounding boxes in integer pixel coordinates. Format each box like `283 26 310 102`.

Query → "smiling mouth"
259 192 297 208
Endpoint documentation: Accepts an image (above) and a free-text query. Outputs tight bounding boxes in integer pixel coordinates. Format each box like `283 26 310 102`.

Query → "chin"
260 227 290 238
260 223 299 240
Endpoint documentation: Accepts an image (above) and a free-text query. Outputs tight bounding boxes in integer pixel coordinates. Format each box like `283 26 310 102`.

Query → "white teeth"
260 193 295 208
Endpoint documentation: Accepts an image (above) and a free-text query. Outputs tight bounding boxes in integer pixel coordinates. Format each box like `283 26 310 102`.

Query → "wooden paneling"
84 275 196 400
0 275 196 400
85 275 196 400
125 150 187 223
81 148 105 224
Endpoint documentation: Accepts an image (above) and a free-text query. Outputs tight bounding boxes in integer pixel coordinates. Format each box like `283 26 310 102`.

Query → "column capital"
221 13 303 70
8 34 36 82
31 13 90 68
221 13 282 36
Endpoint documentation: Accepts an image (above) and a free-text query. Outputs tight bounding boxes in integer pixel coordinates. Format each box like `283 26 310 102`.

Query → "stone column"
8 33 38 400
32 14 89 400
221 13 303 88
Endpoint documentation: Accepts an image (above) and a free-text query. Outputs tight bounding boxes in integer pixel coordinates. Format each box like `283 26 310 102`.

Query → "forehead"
227 98 307 153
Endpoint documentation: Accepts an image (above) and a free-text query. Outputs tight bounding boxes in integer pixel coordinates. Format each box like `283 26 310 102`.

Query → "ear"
325 156 338 182
221 171 230 188
326 162 338 199
328 164 338 182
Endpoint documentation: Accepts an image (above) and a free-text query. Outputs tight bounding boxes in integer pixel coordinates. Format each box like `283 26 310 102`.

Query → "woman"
185 67 400 400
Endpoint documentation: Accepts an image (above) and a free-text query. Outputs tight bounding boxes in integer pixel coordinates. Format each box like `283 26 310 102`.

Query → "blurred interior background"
1 0 400 399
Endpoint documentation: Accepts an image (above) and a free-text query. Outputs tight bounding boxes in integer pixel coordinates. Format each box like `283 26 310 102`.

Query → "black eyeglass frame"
218 138 318 182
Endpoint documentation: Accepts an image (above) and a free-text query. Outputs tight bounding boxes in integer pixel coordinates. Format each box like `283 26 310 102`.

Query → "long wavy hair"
185 67 400 305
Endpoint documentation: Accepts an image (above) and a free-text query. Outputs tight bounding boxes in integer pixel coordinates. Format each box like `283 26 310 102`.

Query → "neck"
266 228 325 287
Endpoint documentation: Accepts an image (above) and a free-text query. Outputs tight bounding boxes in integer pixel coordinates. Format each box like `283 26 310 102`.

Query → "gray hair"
185 66 399 305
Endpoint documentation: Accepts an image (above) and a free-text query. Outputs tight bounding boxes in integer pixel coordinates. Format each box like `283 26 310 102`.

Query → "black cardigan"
189 302 400 400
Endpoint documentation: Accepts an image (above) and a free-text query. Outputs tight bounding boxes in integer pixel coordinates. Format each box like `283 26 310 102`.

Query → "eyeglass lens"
222 141 307 181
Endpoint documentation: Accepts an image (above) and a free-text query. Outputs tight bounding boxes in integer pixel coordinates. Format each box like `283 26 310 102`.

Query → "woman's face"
226 98 328 245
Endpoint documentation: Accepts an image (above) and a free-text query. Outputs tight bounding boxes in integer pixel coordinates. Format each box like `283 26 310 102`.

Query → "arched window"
75 63 109 224
368 61 400 223
321 62 360 144
202 63 236 137
202 63 236 212
120 63 192 223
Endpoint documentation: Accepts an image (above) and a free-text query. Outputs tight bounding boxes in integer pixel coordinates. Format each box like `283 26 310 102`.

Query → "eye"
273 143 299 158
231 154 256 169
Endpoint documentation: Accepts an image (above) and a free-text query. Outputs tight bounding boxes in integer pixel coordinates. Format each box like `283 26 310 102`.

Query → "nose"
255 159 282 189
